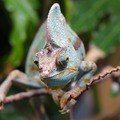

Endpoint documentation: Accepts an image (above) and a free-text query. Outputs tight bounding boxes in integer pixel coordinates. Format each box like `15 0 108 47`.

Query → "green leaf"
4 0 39 67
92 17 120 53
68 0 120 54
69 0 109 32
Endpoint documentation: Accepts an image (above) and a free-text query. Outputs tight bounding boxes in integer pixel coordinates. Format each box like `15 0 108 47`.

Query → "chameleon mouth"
41 67 78 79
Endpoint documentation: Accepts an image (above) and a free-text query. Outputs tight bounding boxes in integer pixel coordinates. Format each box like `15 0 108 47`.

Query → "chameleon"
0 3 97 113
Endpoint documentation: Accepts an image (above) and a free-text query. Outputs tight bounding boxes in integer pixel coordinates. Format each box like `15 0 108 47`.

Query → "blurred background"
0 0 120 120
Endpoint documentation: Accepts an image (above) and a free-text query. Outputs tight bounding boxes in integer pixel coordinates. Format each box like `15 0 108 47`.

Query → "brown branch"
90 66 120 85
76 66 120 98
4 88 50 104
1 66 120 111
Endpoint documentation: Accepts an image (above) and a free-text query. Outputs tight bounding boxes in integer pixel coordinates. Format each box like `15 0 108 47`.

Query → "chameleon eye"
34 60 38 66
66 57 69 62
57 56 69 68
33 53 39 66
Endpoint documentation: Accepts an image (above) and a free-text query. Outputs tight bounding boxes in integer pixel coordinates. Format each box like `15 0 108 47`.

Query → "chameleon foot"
60 98 76 114
60 91 78 113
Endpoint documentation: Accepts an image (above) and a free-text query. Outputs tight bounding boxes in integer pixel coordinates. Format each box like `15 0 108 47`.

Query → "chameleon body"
0 3 97 113
26 4 86 86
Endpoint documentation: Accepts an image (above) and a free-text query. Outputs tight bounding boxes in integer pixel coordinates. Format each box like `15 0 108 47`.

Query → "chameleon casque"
0 3 97 113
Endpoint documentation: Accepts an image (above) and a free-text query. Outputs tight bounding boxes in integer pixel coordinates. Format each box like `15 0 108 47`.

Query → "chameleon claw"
59 109 70 114
60 98 76 114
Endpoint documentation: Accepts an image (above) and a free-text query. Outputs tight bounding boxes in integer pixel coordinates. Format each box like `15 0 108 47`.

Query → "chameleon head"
33 47 58 79
33 3 80 87
33 45 80 87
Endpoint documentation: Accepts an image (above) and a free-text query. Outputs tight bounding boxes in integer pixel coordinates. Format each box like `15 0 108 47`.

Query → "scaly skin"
0 3 97 113
34 3 97 113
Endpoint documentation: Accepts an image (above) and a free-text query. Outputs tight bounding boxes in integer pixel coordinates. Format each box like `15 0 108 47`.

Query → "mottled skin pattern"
0 3 97 113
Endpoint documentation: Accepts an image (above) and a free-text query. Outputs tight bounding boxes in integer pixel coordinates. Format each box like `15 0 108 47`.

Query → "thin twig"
67 66 120 120
76 66 120 98
2 66 120 110
4 88 50 104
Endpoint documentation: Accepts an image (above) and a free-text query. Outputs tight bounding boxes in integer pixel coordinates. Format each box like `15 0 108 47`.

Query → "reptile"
0 3 97 113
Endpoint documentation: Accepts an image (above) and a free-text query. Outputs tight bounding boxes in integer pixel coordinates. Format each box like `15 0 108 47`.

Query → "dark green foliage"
0 105 27 120
2 0 120 68
4 0 39 67
69 0 120 54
